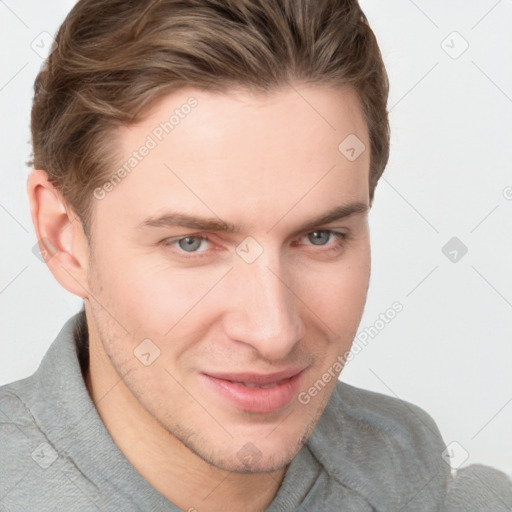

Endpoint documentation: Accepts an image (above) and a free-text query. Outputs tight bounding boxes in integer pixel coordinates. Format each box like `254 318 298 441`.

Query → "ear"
27 169 91 299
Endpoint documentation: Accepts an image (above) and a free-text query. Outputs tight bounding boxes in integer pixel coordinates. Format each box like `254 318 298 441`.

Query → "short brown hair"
30 0 390 238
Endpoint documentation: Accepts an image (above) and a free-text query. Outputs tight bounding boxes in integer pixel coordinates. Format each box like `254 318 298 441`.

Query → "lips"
200 367 307 413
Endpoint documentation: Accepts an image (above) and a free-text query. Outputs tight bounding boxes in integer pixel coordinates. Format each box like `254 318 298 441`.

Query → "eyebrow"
136 202 370 234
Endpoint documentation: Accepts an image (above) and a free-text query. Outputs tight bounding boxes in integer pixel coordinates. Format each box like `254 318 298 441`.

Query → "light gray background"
1 1 511 475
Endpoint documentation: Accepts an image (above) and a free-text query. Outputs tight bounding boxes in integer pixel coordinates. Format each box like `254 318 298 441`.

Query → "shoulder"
0 378 49 442
441 464 512 511
0 383 47 495
306 380 451 509
334 380 445 449
330 380 449 478
0 381 101 511
0 381 40 445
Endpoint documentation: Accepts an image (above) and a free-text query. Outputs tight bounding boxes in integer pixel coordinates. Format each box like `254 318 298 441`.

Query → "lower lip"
201 371 305 413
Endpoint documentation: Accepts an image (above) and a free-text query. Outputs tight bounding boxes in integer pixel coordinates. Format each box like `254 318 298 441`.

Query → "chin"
169 422 300 474
213 448 294 474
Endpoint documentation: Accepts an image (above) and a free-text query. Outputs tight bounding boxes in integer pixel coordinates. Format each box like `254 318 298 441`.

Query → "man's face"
84 84 371 473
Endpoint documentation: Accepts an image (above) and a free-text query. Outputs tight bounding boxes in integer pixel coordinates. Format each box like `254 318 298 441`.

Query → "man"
1 0 510 511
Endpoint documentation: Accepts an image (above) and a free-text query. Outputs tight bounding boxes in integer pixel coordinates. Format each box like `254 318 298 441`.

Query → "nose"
221 249 306 360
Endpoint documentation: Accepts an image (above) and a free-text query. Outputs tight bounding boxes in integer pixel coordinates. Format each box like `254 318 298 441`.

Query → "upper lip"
204 367 307 386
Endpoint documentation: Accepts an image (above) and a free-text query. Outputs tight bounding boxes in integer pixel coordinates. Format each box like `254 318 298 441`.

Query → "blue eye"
167 236 211 253
302 230 346 247
306 231 332 245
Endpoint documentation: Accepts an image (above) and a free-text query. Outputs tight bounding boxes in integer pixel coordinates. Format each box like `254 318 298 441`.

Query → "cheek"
297 248 370 334
94 250 229 338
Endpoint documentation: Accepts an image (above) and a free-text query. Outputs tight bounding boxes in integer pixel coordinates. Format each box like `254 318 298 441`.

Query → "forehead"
96 84 370 233
133 84 368 158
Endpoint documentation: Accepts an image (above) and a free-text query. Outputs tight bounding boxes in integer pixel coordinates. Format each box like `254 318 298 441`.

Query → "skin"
27 84 372 512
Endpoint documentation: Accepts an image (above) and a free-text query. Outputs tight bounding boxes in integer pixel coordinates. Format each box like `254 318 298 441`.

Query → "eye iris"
178 237 202 252
308 231 330 245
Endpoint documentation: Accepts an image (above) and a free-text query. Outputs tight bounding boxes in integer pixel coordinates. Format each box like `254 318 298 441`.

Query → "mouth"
233 380 287 389
200 367 308 413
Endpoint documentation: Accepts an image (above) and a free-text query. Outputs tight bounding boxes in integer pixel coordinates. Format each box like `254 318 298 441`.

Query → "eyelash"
160 230 348 260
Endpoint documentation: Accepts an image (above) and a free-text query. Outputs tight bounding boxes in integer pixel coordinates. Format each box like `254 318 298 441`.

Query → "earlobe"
27 169 90 299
